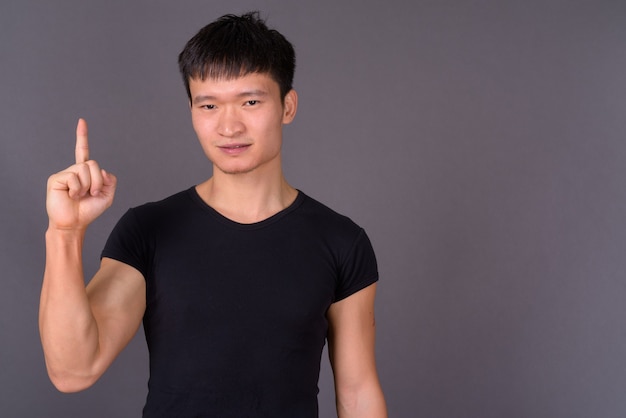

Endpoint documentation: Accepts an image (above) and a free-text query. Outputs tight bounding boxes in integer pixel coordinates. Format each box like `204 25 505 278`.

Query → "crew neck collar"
187 186 306 229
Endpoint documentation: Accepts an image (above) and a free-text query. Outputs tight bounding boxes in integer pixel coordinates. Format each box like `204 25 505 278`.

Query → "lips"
218 143 251 154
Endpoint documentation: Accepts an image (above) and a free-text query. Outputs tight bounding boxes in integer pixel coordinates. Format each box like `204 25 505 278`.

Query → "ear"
282 89 298 124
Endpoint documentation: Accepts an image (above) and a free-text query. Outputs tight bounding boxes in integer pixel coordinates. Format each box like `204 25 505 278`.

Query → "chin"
216 164 257 175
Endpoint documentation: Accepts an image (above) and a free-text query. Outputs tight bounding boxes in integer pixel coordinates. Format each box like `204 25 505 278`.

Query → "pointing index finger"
75 118 89 163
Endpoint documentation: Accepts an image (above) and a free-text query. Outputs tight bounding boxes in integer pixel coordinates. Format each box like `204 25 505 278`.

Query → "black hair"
178 11 296 101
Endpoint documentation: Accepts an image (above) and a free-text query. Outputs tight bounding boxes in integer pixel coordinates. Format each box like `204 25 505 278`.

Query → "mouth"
218 143 251 154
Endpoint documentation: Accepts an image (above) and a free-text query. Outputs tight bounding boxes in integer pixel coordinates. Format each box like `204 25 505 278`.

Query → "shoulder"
128 187 198 220
292 191 370 254
296 191 362 234
294 192 379 300
110 187 201 238
132 187 195 211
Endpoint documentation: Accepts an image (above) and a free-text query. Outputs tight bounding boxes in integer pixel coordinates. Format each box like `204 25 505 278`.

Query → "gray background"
1 0 625 417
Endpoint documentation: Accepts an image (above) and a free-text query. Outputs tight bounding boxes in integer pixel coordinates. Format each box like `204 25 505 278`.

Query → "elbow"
46 365 99 393
335 379 387 417
51 378 95 394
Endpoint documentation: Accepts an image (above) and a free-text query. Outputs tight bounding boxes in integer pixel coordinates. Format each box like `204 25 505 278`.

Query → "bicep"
327 283 379 388
86 257 146 369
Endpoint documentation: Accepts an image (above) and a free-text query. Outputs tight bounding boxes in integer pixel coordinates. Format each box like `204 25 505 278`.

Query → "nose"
217 107 244 137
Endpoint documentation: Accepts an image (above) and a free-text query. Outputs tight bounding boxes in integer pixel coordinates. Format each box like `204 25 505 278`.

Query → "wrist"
45 225 86 244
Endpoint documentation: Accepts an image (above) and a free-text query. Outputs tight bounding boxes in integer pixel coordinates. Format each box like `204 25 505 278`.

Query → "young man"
40 12 387 417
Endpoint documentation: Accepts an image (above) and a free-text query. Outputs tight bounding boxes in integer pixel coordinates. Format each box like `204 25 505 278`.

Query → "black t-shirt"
102 188 379 417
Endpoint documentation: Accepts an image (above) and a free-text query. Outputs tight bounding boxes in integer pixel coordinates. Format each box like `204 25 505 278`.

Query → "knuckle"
76 162 92 175
86 160 101 171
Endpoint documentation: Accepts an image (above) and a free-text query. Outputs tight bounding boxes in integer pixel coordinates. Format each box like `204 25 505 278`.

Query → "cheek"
190 112 200 134
258 114 284 137
191 115 212 140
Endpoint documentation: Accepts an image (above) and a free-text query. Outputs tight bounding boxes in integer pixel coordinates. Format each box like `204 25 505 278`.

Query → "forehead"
189 72 280 101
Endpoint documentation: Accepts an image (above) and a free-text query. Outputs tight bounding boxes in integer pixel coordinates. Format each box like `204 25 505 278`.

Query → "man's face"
189 72 297 176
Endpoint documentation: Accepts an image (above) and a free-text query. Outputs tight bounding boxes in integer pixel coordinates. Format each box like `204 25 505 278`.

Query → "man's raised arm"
39 119 145 392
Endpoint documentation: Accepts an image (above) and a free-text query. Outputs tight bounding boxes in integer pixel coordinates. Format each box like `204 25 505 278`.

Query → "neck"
196 165 297 224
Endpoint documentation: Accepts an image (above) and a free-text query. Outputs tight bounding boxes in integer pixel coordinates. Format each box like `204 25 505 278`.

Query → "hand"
46 119 117 232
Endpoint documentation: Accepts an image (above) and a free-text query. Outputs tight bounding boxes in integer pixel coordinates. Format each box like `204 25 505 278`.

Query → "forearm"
39 228 100 392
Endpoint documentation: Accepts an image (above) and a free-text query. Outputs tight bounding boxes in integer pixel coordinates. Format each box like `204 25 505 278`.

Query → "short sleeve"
101 208 151 279
334 228 379 302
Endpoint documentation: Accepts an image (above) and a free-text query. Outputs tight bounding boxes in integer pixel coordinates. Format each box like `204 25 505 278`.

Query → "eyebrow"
193 90 268 103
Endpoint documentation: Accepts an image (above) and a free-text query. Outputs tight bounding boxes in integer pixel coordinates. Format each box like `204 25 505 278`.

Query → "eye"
245 100 259 106
201 104 216 110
